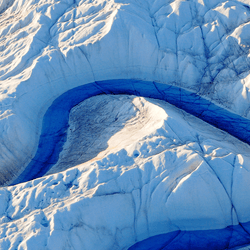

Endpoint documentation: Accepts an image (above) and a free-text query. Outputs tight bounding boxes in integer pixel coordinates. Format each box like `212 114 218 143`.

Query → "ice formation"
2 95 250 249
1 0 250 249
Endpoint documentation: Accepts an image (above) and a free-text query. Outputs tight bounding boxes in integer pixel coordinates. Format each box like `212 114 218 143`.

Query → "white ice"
0 95 250 249
1 0 250 248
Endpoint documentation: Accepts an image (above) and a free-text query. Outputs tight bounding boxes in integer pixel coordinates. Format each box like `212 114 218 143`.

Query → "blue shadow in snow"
11 79 250 185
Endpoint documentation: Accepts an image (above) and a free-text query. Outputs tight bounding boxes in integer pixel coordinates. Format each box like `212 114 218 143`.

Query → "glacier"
1 0 250 249
2 94 250 249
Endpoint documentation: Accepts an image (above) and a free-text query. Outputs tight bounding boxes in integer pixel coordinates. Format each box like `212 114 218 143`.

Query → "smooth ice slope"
1 0 250 184
1 95 250 249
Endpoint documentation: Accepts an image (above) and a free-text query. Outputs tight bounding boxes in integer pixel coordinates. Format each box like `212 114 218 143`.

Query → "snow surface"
1 95 250 249
1 0 250 248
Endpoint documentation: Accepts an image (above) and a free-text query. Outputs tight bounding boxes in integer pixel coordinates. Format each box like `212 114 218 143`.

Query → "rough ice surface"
2 95 250 249
1 0 250 248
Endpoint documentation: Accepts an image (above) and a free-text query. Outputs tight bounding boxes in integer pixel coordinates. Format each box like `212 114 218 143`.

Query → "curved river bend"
10 79 250 250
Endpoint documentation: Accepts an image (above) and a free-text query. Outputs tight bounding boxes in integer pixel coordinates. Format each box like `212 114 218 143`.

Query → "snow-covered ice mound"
47 95 167 175
1 95 250 249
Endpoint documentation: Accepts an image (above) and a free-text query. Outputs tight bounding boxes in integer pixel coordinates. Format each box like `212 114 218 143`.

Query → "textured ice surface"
1 95 250 249
1 0 250 248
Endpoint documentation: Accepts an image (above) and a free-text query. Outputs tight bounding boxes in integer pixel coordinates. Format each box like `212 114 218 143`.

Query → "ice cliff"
1 0 250 249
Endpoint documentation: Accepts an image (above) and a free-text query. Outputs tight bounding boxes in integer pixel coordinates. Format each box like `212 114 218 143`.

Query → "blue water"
10 79 250 249
12 79 250 185
129 222 250 249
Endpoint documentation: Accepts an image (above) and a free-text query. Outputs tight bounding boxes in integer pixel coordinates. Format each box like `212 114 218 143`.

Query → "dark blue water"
129 222 250 249
10 79 250 249
12 79 250 185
